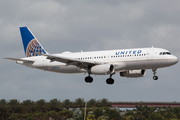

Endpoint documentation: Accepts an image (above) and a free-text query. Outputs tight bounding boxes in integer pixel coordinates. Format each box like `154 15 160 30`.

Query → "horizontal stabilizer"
4 58 34 62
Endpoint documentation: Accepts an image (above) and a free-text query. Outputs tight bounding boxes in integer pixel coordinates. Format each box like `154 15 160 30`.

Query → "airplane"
5 27 178 85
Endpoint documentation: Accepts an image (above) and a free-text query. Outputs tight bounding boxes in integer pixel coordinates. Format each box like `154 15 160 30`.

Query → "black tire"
106 78 110 84
89 77 93 83
153 76 158 80
106 78 114 85
85 76 93 83
110 78 114 84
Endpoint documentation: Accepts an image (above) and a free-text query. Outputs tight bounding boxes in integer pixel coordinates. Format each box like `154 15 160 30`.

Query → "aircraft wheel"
88 77 93 83
110 78 114 84
106 78 114 85
153 76 158 80
85 76 93 83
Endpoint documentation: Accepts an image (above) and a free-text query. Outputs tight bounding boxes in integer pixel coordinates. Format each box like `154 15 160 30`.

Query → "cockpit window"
166 52 171 55
159 52 171 55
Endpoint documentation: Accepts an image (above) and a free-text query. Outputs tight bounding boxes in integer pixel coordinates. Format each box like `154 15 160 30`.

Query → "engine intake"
120 70 146 78
90 64 114 75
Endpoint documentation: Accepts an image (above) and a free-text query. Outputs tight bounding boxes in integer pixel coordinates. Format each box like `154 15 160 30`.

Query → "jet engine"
120 70 146 78
90 64 114 75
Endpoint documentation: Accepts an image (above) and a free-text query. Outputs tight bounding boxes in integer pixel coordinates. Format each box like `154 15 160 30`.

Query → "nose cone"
171 55 178 65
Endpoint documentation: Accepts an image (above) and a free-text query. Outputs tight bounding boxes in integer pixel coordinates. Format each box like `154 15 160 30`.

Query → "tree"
48 98 62 112
172 107 180 118
87 113 96 120
99 98 110 107
74 98 85 108
47 111 59 119
93 107 103 119
148 112 165 120
58 109 73 119
0 99 9 120
9 99 20 114
63 99 72 109
107 108 121 120
126 115 134 120
35 99 47 113
22 99 34 113
88 99 96 107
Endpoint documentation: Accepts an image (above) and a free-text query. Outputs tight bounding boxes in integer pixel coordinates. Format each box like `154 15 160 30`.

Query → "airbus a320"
5 27 178 84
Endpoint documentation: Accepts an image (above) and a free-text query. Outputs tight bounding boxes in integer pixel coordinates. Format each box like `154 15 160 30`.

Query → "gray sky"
1 0 180 102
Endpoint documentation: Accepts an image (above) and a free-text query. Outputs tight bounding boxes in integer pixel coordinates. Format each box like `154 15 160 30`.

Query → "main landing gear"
106 74 114 85
152 68 158 80
85 75 93 83
85 73 115 85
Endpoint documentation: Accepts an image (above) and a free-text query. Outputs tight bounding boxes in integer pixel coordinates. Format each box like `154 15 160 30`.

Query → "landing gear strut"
152 68 158 80
106 73 115 85
85 75 93 83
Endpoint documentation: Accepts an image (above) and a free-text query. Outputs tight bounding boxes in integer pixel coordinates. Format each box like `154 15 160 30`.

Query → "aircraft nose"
171 55 178 65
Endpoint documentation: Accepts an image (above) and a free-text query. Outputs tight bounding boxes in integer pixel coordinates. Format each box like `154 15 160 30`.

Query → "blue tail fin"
20 27 48 57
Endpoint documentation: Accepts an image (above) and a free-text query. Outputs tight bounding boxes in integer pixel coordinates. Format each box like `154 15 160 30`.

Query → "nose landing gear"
152 68 158 80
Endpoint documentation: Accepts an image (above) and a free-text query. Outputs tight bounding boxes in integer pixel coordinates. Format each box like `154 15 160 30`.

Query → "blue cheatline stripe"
20 27 35 55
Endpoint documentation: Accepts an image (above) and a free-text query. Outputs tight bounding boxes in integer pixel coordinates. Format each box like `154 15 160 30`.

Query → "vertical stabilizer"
20 27 48 57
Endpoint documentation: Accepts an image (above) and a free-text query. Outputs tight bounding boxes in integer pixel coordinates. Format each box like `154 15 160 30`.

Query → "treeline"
0 98 110 120
1 98 180 120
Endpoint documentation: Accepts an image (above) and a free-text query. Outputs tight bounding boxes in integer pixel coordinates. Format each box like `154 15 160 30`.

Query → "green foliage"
35 99 47 113
63 99 72 109
1 98 180 120
126 115 134 120
88 99 97 107
97 115 109 120
99 98 110 107
48 98 62 112
22 99 34 113
74 98 85 108
87 113 96 120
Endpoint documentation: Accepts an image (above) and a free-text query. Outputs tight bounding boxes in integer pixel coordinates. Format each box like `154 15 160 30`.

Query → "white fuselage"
18 47 178 74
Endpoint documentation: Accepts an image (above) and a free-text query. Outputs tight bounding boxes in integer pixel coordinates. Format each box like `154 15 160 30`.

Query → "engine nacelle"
120 70 146 78
90 64 114 75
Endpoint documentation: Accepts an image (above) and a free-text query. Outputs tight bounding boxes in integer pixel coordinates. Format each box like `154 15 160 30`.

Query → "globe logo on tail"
26 39 47 57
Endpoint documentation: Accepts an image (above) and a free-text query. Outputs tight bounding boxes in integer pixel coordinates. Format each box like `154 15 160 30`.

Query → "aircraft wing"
4 58 34 62
41 54 104 69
